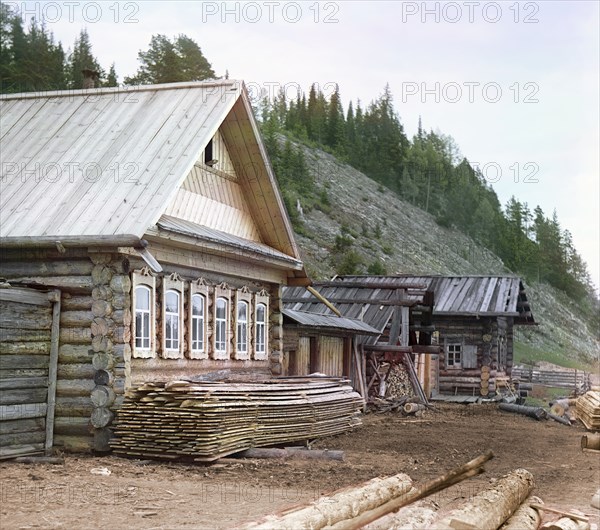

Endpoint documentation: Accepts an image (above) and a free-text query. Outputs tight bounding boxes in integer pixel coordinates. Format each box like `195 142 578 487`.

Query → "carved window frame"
213 283 231 360
161 273 185 359
253 289 269 360
132 268 156 359
189 278 210 360
234 287 252 360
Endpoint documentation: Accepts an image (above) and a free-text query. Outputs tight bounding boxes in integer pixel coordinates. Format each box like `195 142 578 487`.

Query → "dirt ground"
1 403 599 529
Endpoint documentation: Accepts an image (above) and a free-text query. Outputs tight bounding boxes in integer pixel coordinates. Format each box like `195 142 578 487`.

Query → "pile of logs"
110 379 362 461
240 458 596 530
577 391 600 431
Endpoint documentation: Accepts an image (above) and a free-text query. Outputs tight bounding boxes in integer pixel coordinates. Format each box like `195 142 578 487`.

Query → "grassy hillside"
286 141 600 370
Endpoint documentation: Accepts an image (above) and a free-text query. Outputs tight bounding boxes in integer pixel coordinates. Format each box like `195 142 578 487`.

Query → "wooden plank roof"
0 81 300 262
282 309 380 335
283 274 535 327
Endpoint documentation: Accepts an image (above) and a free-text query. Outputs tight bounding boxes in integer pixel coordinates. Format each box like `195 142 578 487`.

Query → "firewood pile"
241 455 597 530
110 379 363 462
383 363 415 399
577 391 600 431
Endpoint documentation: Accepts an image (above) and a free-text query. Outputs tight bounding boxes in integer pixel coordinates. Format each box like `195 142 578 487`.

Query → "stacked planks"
577 391 600 431
110 378 362 461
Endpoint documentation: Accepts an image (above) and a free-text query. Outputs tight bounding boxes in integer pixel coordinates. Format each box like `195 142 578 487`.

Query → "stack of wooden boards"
110 378 362 461
577 391 600 431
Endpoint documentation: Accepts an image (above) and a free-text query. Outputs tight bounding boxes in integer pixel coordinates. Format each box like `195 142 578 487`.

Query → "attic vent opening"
204 138 217 167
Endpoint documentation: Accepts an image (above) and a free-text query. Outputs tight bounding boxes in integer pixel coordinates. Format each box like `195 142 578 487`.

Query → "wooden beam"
45 289 61 454
412 345 441 354
314 281 428 289
283 297 421 306
306 286 342 317
286 276 312 287
0 235 144 248
387 290 403 346
364 344 412 353
0 287 51 306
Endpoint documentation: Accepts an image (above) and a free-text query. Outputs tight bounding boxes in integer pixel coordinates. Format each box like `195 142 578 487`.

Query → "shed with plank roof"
283 275 535 398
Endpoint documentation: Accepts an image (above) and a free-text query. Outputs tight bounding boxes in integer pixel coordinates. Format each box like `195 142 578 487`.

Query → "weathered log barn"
284 275 535 399
0 80 309 456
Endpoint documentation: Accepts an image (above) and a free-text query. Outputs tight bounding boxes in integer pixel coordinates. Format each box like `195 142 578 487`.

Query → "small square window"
447 343 462 368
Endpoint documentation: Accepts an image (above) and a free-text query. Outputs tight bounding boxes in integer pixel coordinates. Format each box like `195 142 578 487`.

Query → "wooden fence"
512 365 591 394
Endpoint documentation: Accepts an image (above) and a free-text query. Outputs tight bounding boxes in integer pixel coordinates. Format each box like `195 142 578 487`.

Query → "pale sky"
12 0 599 289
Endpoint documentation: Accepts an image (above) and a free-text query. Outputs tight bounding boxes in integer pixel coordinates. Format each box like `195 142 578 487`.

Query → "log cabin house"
0 80 310 456
284 275 535 399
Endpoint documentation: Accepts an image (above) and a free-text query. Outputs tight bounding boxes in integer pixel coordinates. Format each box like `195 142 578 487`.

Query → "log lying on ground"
499 403 547 421
234 448 344 461
403 403 426 415
329 451 494 530
580 433 600 451
240 473 413 530
362 503 437 530
500 496 544 530
433 468 535 530
547 412 572 426
13 456 64 465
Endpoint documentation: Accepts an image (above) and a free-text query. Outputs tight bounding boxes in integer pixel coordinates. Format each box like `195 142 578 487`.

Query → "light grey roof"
1 81 243 239
329 275 530 317
0 81 301 268
155 215 303 268
282 308 380 335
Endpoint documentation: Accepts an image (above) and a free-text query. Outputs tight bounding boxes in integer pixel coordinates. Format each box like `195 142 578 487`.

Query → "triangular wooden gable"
162 91 300 258
164 129 263 242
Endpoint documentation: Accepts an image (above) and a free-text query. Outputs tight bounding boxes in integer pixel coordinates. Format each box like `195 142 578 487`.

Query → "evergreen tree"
175 34 215 81
125 34 214 85
105 63 118 87
325 84 345 153
66 29 103 88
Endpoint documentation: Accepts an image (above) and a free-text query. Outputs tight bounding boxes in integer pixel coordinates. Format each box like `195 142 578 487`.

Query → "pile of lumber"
110 379 362 461
577 391 600 431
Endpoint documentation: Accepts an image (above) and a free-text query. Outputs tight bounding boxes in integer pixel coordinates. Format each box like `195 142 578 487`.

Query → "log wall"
0 249 110 452
1 247 291 453
434 316 513 396
0 288 55 458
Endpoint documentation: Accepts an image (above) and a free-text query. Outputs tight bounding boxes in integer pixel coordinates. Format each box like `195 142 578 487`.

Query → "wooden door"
293 336 311 375
0 286 60 459
315 336 344 376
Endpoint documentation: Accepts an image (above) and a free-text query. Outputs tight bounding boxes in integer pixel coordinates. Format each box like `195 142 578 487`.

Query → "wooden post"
45 289 61 454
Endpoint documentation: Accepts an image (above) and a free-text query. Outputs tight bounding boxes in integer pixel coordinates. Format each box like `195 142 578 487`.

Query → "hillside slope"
288 142 600 367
